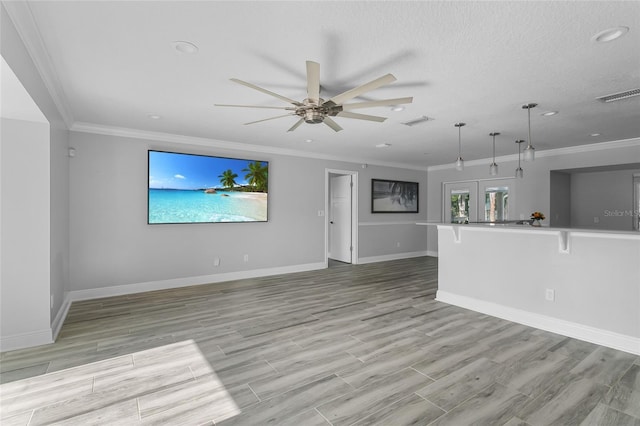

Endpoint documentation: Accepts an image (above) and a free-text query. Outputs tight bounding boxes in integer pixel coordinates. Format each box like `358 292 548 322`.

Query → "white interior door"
443 181 478 223
329 175 352 263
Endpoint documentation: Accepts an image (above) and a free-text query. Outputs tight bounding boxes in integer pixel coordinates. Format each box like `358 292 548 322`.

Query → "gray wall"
68 130 428 292
550 171 571 227
427 141 640 254
571 168 640 231
0 118 52 348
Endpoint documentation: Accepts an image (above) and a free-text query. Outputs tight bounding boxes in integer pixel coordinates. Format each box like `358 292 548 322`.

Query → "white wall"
571 168 640 231
2 3 70 349
49 125 70 328
427 140 640 254
0 118 52 350
68 130 428 296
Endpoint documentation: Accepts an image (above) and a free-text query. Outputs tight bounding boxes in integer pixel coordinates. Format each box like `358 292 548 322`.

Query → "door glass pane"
485 186 509 222
451 190 470 223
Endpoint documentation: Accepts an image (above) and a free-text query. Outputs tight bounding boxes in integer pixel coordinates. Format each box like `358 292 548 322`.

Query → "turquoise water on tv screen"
148 189 267 223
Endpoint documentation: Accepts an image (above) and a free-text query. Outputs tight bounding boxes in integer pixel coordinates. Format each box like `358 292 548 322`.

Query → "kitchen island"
419 222 640 355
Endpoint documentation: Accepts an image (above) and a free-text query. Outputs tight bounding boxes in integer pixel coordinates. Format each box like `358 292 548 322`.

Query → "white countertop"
416 222 640 239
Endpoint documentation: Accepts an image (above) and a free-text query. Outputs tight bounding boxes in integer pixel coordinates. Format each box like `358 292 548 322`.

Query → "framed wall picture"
371 179 419 213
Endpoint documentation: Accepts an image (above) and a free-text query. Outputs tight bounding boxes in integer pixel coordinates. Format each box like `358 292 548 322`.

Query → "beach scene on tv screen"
148 151 268 223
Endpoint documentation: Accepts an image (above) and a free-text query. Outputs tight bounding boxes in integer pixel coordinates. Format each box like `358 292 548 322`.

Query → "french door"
444 182 478 224
444 178 514 223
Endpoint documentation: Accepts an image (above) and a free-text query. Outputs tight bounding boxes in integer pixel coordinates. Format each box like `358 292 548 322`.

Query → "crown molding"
70 121 428 172
427 137 640 172
2 1 74 127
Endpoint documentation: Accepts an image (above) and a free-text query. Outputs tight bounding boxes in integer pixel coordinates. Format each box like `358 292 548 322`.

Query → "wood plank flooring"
1 257 639 425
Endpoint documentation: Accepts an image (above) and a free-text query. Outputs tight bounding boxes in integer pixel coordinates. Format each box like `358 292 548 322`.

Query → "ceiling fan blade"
287 118 305 132
215 104 295 110
230 78 302 106
340 97 413 111
336 111 387 122
323 117 343 132
306 61 320 103
326 74 397 106
243 113 295 125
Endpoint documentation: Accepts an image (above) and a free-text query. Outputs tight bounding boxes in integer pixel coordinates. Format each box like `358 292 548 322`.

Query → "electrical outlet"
594 216 600 223
396 242 401 248
214 257 220 267
318 210 324 217
545 288 555 302
243 254 249 262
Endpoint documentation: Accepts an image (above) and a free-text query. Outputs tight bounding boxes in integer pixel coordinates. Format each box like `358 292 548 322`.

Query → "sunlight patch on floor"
0 340 241 424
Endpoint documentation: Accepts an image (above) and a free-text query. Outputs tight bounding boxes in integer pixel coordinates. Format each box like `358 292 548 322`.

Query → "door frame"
442 177 516 223
325 169 359 266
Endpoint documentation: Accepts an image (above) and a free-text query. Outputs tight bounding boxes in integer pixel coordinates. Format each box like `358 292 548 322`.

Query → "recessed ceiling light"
376 143 391 148
171 41 199 54
590 133 601 137
147 113 162 120
591 26 629 43
391 106 405 112
541 111 558 116
304 139 313 143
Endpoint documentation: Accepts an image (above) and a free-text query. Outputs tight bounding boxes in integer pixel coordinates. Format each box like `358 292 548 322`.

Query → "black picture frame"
371 179 419 213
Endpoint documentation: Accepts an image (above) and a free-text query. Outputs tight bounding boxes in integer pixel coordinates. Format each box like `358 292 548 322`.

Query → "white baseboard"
358 251 430 265
0 328 53 352
51 292 72 340
426 250 438 257
69 262 327 302
436 291 640 356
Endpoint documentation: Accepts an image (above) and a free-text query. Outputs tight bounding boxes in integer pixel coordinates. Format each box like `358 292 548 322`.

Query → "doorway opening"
325 169 358 267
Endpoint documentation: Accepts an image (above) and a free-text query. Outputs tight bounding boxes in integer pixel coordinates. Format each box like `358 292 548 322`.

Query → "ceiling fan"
215 61 413 132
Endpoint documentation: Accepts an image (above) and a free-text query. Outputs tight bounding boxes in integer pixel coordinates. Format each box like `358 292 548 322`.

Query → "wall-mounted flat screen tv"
148 150 268 224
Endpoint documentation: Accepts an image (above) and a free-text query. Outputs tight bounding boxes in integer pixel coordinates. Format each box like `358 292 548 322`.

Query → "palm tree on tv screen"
218 169 238 189
242 161 268 192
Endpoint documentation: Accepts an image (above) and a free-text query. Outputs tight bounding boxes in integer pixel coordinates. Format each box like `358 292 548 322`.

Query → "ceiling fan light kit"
215 61 413 132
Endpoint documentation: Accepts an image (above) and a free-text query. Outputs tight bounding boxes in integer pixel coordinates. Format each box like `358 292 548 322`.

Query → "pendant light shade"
515 139 525 178
489 132 500 176
522 103 537 162
454 122 466 171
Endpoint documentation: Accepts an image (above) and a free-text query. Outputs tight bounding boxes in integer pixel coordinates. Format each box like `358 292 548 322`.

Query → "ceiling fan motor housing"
301 98 326 123
303 109 324 123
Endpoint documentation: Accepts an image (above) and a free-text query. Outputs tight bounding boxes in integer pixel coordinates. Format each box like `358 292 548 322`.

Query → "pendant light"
454 122 466 171
489 132 500 176
515 139 525 178
522 103 537 161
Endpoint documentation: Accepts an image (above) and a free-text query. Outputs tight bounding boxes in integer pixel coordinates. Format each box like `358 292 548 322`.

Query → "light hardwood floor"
1 257 639 425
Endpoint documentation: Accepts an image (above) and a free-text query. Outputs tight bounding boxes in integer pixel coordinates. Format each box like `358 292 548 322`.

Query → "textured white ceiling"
5 1 640 168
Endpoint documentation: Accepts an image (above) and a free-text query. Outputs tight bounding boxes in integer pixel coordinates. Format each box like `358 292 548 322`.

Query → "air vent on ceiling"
596 88 640 103
401 115 434 127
